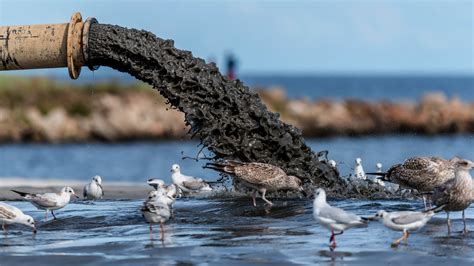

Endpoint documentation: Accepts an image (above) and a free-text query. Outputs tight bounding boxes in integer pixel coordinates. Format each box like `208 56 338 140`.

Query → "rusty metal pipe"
0 12 97 79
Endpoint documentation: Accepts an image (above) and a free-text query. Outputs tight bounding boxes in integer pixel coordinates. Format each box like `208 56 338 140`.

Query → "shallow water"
1 136 473 264
1 198 473 265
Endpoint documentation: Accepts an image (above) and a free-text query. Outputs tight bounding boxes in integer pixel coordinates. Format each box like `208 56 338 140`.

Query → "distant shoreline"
1 76 473 143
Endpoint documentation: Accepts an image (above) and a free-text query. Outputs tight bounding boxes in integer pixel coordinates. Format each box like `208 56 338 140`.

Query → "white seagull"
170 164 212 194
147 178 181 205
11 187 79 221
0 202 36 234
354 158 366 180
372 210 434 247
313 188 367 250
141 189 171 240
83 175 104 200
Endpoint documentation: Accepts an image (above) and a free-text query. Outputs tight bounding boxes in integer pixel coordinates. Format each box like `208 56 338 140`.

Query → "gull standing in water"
367 156 460 209
83 175 104 200
11 187 79 221
141 189 171 241
170 164 212 194
371 210 434 247
313 188 367 250
0 202 36 235
205 160 306 207
432 159 474 234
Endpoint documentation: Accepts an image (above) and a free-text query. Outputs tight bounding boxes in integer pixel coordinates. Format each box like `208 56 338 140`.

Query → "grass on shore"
0 75 161 117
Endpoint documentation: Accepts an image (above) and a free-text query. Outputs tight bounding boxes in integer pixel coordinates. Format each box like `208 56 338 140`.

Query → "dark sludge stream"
86 23 395 199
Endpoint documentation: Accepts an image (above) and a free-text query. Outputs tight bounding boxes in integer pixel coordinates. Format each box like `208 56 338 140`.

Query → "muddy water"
86 23 344 196
0 198 473 265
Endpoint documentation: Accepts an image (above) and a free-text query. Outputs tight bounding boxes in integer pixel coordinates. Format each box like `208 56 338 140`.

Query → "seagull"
367 156 460 209
147 178 166 190
371 210 434 247
141 190 171 240
432 159 474 235
83 175 104 200
313 188 367 250
376 163 383 173
147 178 182 199
0 202 36 235
205 160 306 207
373 163 385 186
354 158 366 180
328 160 337 168
11 187 79 221
170 164 212 194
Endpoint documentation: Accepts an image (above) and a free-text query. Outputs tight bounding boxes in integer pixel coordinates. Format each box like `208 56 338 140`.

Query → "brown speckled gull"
432 159 474 235
205 161 305 206
368 156 460 208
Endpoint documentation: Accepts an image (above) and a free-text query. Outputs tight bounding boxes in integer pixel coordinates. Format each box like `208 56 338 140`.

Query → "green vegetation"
0 75 161 117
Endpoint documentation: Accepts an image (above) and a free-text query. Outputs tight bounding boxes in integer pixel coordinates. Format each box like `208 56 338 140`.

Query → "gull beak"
73 193 80 199
33 227 37 234
364 215 378 221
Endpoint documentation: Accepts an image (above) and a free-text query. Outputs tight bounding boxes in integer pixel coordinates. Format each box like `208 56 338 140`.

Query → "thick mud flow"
86 23 380 197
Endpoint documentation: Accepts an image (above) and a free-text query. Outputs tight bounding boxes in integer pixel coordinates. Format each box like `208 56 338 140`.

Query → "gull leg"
2 224 6 234
260 189 273 206
428 194 433 209
391 230 408 247
404 231 410 245
329 229 336 250
160 221 165 241
149 224 153 240
51 210 57 220
251 191 258 207
447 212 451 235
45 210 48 221
329 229 335 243
462 210 469 235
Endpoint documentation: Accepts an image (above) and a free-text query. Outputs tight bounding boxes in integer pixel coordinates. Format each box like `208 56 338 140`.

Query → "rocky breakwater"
259 88 474 137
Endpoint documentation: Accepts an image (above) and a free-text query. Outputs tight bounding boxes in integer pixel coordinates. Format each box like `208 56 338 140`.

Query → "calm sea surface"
0 135 472 182
242 75 474 101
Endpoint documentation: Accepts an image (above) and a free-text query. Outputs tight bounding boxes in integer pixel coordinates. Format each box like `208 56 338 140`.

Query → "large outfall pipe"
0 13 97 79
0 13 393 199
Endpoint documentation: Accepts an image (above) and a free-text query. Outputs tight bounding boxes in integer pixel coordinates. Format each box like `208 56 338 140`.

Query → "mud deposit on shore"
87 24 343 195
0 199 473 265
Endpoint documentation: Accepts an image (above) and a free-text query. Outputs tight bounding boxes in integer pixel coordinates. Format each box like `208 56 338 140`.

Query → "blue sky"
0 0 473 75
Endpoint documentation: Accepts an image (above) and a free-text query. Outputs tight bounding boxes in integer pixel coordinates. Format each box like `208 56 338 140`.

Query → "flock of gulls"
0 156 473 250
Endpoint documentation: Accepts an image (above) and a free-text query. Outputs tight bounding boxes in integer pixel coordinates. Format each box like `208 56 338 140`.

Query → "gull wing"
98 183 104 197
318 205 362 225
141 201 170 218
388 157 454 190
182 180 209 190
0 204 17 220
28 193 60 208
83 184 89 198
234 162 287 186
391 212 429 225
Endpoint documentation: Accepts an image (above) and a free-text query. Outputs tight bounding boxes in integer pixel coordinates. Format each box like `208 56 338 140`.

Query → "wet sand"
0 178 149 200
